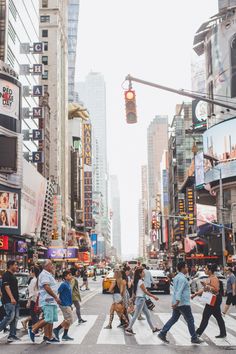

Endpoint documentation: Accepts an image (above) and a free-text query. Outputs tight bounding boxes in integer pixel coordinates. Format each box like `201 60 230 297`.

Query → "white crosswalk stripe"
1 313 235 347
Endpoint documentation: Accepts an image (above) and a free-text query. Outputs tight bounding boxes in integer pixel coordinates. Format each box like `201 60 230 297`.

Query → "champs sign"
83 123 92 166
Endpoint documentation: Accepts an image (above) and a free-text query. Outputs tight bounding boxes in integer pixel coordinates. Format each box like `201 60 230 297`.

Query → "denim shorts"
42 304 58 324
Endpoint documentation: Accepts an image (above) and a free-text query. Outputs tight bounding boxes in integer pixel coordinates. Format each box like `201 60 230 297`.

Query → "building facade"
68 0 79 102
110 175 121 259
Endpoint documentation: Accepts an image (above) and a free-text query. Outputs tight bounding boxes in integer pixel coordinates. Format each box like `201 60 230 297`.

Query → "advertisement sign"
0 136 17 173
0 190 19 229
195 152 204 187
90 233 97 255
83 123 92 166
84 171 93 228
186 188 194 226
21 160 47 236
77 251 90 263
0 235 9 250
47 247 78 259
17 240 27 253
197 204 217 227
0 79 20 120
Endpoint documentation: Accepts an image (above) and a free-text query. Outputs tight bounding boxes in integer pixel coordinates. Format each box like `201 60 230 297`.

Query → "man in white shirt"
142 264 153 290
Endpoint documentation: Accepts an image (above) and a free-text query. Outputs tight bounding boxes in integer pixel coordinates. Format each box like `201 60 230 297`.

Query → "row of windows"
9 0 17 21
40 15 50 23
8 21 16 44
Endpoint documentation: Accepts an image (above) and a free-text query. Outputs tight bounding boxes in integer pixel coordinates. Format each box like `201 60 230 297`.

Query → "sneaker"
158 332 169 344
53 328 60 340
28 328 35 343
46 337 60 344
85 288 90 291
4 328 9 333
152 327 161 333
7 337 14 343
138 315 145 320
104 325 112 329
117 323 126 328
62 335 74 341
215 334 227 338
7 335 21 342
79 319 87 324
125 328 136 336
43 336 50 342
191 337 203 344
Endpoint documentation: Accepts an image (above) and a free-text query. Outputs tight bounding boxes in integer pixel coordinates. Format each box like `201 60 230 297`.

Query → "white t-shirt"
38 269 58 306
28 277 38 302
136 279 145 297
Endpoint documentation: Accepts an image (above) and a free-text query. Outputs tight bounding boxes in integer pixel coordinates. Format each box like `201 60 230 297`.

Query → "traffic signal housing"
124 89 137 124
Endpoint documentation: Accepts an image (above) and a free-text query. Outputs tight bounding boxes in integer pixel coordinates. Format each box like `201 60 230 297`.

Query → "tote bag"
199 291 217 306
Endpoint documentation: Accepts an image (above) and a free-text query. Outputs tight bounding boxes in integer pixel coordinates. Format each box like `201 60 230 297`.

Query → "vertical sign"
186 188 194 226
90 233 97 255
178 198 185 235
84 171 93 228
83 123 92 166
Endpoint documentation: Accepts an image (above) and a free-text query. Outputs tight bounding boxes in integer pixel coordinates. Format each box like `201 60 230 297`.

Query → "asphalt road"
1 276 236 354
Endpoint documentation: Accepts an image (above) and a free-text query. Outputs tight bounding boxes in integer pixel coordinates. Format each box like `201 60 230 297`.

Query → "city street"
0 277 235 354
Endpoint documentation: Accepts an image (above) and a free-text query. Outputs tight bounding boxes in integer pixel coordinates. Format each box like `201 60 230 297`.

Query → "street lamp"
214 166 226 268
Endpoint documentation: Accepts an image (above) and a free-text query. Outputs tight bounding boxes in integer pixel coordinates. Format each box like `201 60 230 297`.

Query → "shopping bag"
199 291 217 306
145 298 155 310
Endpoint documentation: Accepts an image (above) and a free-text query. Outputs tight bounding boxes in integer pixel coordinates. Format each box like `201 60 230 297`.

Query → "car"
16 272 30 314
149 269 170 294
102 271 115 294
190 271 227 294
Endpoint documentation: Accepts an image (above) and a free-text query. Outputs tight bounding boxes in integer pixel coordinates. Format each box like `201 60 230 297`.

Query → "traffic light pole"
125 75 236 111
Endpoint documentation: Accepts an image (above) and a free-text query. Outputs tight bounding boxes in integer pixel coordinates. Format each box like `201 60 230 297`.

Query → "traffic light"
124 89 137 124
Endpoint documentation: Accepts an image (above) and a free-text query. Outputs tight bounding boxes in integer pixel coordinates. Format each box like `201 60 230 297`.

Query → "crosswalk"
0 313 236 347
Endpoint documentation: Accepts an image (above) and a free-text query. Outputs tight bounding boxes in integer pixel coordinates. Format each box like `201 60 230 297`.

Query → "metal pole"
231 203 236 255
219 168 226 268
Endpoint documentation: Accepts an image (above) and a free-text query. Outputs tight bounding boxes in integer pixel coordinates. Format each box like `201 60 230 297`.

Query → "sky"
77 0 218 259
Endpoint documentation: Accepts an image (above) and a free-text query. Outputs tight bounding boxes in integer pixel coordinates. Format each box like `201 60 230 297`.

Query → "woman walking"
192 263 226 338
104 270 129 329
125 268 160 335
222 267 236 315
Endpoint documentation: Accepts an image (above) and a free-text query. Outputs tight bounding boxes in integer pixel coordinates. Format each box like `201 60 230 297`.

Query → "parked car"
149 269 170 294
102 271 115 294
16 272 30 314
190 271 226 294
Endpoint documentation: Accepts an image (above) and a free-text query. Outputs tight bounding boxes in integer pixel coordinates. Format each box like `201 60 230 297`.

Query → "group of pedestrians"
0 259 87 343
105 261 236 345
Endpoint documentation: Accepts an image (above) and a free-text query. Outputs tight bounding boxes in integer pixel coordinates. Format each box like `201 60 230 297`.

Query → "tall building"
110 175 121 258
39 0 69 242
147 116 168 212
0 0 40 155
68 0 80 102
77 72 110 251
138 165 148 258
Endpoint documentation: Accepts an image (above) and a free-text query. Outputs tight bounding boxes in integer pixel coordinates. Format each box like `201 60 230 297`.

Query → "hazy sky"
78 0 218 258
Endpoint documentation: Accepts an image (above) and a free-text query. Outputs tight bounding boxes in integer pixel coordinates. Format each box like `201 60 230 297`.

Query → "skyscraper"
147 116 168 212
77 72 110 250
110 175 121 258
139 165 148 258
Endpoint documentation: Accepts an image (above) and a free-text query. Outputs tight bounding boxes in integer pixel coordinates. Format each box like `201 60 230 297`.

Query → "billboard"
21 160 47 236
197 204 217 227
203 117 236 163
47 247 78 260
0 78 20 120
0 186 20 234
90 233 97 255
0 135 17 173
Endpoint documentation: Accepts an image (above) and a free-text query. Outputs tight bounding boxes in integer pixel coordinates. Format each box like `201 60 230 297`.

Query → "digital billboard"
0 78 20 120
0 135 17 173
90 233 97 255
47 247 78 260
197 204 217 227
0 186 20 234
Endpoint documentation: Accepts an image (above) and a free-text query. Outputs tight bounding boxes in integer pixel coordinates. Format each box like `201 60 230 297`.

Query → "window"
42 70 48 80
206 40 212 76
42 29 48 37
40 15 50 23
42 0 48 7
43 42 48 51
42 56 48 65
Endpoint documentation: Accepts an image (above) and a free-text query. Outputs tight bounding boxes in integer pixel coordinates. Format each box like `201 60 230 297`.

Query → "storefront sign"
0 190 19 229
0 235 9 250
84 171 93 228
47 247 78 259
186 188 194 225
83 123 92 166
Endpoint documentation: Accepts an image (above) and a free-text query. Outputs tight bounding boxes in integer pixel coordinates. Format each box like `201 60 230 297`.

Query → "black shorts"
226 293 233 305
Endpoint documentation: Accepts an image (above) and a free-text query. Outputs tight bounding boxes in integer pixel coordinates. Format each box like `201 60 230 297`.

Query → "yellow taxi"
102 271 115 294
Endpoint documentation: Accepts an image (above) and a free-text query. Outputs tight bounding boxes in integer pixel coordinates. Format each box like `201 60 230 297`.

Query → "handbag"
145 298 155 310
33 295 41 314
199 291 217 306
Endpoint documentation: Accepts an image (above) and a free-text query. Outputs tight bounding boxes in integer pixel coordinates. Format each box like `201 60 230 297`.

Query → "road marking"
194 313 236 346
158 313 208 346
97 315 126 345
59 315 97 344
132 318 163 345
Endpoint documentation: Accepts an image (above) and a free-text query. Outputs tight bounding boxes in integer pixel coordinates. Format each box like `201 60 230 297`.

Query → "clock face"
195 100 207 122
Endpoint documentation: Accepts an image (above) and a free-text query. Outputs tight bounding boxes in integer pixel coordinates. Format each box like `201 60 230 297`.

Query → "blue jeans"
161 305 197 340
0 303 19 337
128 297 154 330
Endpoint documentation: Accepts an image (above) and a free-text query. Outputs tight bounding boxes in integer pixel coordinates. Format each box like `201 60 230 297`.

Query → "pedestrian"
29 259 61 344
53 270 74 341
22 266 40 331
158 261 202 344
70 268 87 324
0 260 20 342
142 264 153 291
104 270 129 329
125 267 160 336
192 263 227 339
80 266 89 291
93 267 97 281
222 267 236 315
124 266 133 298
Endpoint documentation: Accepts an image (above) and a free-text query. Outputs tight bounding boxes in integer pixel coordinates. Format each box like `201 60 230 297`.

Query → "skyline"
77 0 218 257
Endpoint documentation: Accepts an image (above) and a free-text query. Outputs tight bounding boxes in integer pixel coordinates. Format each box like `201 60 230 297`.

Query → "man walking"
29 260 60 343
158 261 202 344
0 260 20 342
70 268 87 324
